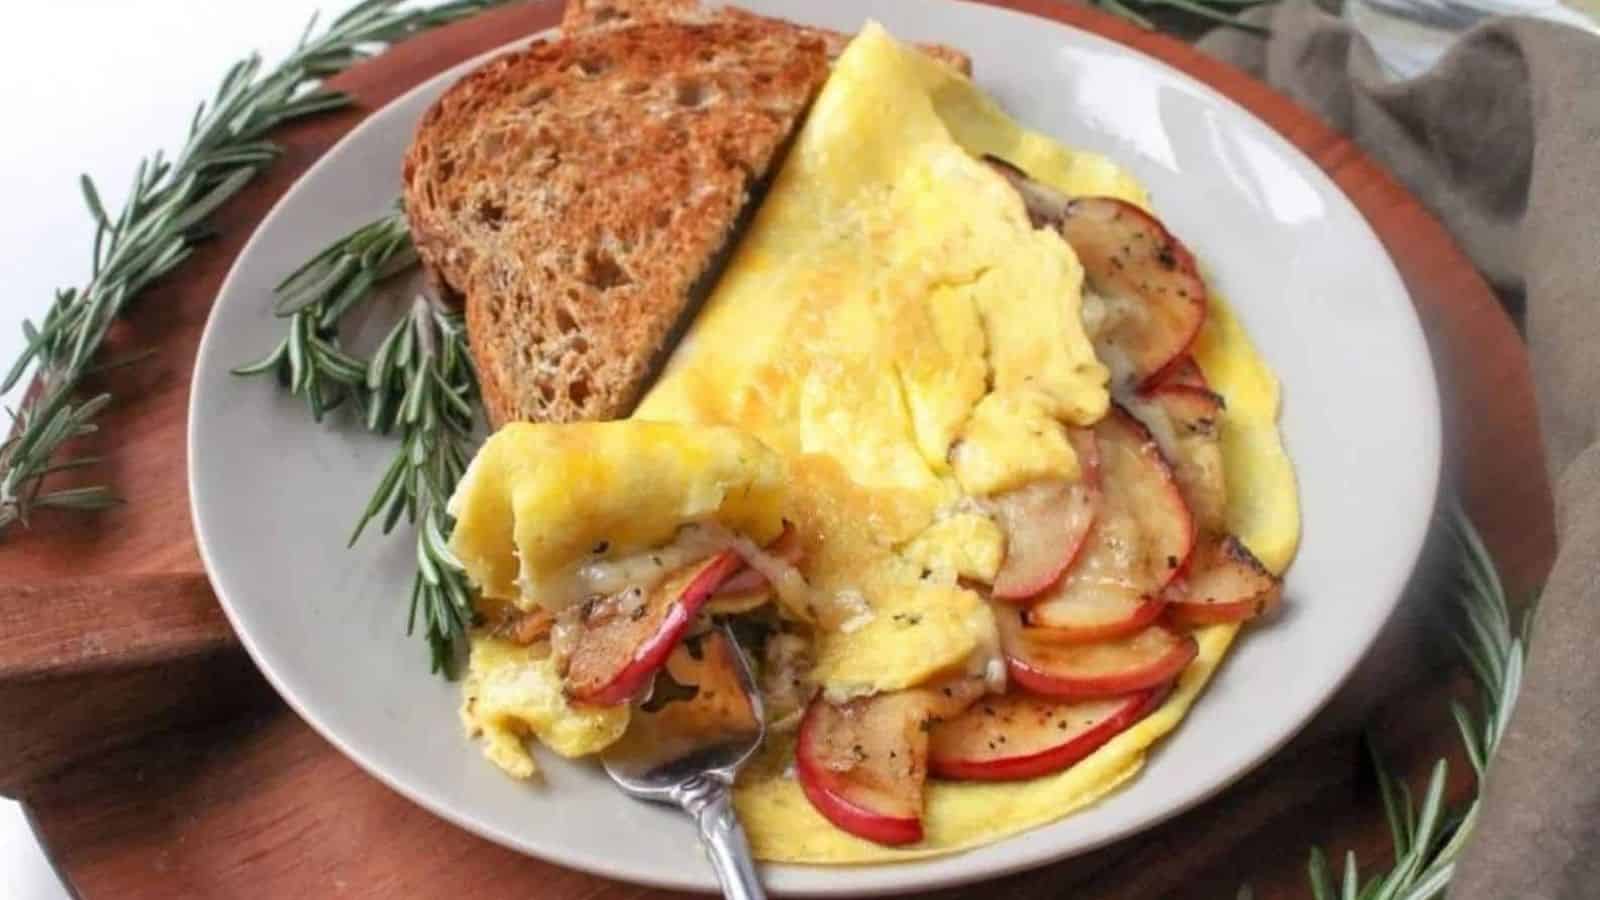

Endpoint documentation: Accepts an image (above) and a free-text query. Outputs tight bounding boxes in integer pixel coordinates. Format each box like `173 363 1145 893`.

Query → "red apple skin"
999 608 1198 700
1150 356 1208 391
928 687 1165 781
1165 535 1282 627
1022 591 1167 644
991 477 1100 601
795 697 925 846
568 550 743 706
712 521 802 597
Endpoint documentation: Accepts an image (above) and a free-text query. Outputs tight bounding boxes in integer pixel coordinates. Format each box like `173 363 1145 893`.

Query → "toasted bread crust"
403 21 829 426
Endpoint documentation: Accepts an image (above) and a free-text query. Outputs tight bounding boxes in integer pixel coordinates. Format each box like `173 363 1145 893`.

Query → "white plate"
189 0 1440 894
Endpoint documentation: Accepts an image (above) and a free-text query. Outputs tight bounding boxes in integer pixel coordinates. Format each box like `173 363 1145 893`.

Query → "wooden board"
2 0 1555 896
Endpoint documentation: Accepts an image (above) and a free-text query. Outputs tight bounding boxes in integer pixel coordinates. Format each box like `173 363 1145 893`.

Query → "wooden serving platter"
0 1 1554 896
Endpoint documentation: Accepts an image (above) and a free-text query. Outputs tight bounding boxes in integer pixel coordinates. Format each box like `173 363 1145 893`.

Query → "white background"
0 5 366 897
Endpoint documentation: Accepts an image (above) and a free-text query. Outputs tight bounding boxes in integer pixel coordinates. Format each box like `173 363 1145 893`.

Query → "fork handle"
678 775 765 900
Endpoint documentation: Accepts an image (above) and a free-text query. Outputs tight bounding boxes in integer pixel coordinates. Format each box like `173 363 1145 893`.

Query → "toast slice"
403 20 831 426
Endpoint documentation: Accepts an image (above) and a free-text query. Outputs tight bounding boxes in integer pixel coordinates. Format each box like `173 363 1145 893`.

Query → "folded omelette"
450 23 1299 863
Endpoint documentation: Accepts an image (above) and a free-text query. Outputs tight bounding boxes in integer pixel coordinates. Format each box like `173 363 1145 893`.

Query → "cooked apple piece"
928 686 1166 781
704 522 803 615
565 550 743 706
983 157 1206 387
1154 355 1208 390
1022 405 1193 639
796 691 940 846
999 606 1197 699
1023 587 1165 643
623 630 761 753
990 434 1101 601
1134 384 1228 535
1166 534 1282 626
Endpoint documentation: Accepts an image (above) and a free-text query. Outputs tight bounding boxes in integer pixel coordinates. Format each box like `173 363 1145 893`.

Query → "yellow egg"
447 420 785 607
459 638 631 778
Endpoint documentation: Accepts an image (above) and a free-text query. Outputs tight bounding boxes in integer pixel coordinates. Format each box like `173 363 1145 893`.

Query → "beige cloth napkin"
1201 7 1600 897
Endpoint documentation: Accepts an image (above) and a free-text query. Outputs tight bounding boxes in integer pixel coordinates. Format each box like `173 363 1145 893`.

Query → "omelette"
449 23 1300 863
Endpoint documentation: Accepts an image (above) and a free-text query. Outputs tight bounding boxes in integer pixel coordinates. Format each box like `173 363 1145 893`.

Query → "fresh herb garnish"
0 0 508 536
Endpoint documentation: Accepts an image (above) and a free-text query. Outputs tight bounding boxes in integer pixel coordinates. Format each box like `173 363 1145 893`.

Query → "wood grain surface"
2 0 1555 897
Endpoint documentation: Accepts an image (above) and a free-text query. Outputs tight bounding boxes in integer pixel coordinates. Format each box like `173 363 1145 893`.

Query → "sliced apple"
1023 587 1166 643
565 550 743 706
1022 405 1193 639
796 691 937 846
999 605 1197 699
990 435 1101 601
983 156 1206 387
1133 384 1228 535
1166 534 1282 626
704 523 803 615
928 687 1165 781
1154 356 1208 390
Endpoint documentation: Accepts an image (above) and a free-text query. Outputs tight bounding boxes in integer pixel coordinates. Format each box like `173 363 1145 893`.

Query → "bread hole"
653 207 672 229
698 48 716 62
436 157 455 182
674 79 707 108
591 6 623 24
554 306 579 335
522 85 553 107
577 56 609 77
537 378 555 403
622 80 650 96
568 377 592 408
581 248 632 291
475 198 505 230
571 336 589 354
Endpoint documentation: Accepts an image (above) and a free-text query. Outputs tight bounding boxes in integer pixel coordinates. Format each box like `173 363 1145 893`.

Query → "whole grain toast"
403 20 831 426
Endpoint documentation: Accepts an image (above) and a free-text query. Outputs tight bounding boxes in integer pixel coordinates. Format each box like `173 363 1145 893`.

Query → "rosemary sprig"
350 294 477 674
1238 504 1529 900
0 0 507 536
236 208 476 674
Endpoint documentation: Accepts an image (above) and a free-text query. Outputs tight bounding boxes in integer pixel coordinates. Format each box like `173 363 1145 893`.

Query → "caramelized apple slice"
984 156 1206 387
1023 405 1193 639
929 687 1166 781
999 606 1197 699
991 433 1101 600
1166 534 1282 626
565 550 743 705
709 522 803 601
624 630 762 748
1154 356 1208 390
1132 384 1228 535
795 691 936 846
1023 587 1165 643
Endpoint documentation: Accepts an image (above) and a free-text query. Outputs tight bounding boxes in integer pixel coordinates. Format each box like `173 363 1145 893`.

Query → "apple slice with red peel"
1021 405 1193 640
991 434 1102 601
1023 588 1166 643
1166 534 1282 626
796 691 940 846
711 522 803 597
565 550 743 706
1153 356 1208 390
999 605 1198 699
983 157 1206 387
1132 384 1228 535
929 687 1166 781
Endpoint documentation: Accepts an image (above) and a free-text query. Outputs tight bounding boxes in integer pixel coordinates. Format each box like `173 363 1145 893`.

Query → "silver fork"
602 625 767 900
